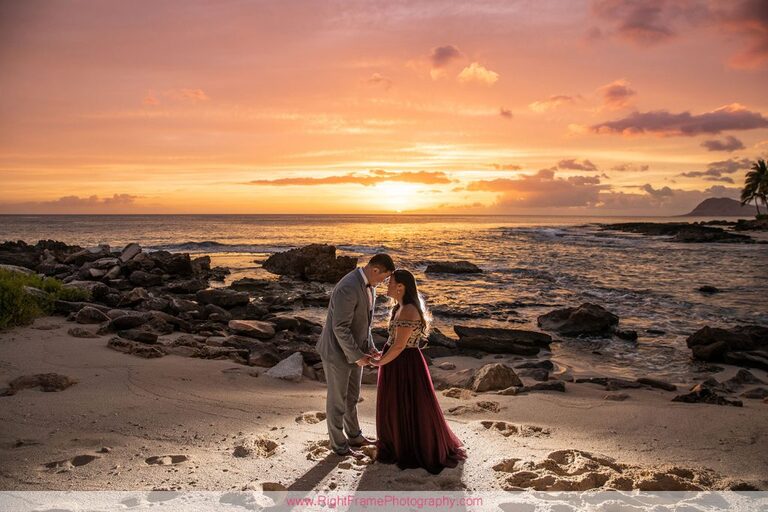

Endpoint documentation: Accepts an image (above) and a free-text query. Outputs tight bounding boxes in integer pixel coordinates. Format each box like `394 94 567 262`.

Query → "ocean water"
2 214 766 381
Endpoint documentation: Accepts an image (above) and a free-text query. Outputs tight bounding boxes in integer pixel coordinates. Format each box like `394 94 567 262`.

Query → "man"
316 253 395 456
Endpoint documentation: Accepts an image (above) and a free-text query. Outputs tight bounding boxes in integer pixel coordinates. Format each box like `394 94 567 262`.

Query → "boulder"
148 251 194 275
672 385 743 407
430 368 475 390
537 303 619 336
228 320 276 340
248 345 281 368
741 387 768 399
454 326 551 354
118 329 159 344
196 288 250 308
129 270 162 287
107 337 166 358
75 306 110 324
119 243 142 263
117 288 150 307
106 313 149 331
169 297 199 314
262 244 357 283
265 352 305 382
427 328 458 349
64 245 111 266
686 325 768 371
0 264 35 275
165 278 208 294
425 261 482 274
471 363 522 392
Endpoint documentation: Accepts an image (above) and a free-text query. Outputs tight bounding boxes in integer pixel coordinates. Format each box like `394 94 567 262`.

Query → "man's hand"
355 355 371 367
368 348 382 360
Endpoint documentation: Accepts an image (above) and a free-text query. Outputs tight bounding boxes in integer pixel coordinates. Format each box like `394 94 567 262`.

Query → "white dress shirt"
358 267 374 310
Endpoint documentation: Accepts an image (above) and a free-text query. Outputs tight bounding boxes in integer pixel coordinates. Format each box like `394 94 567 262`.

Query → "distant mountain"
683 197 756 217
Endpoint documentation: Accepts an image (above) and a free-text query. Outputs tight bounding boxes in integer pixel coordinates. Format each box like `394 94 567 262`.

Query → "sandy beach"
1 315 766 493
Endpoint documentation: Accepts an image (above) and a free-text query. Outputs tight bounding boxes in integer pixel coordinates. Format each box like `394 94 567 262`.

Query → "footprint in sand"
479 420 551 437
447 401 500 415
305 439 331 461
145 455 189 466
493 449 726 491
43 454 99 472
295 411 327 424
442 388 476 400
232 436 279 458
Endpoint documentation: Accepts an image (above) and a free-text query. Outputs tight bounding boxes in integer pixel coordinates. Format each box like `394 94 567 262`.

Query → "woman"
370 269 467 474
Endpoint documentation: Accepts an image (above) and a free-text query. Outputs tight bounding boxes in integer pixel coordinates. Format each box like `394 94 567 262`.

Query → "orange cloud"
0 194 140 214
466 169 610 207
528 94 578 112
598 79 636 109
245 170 454 187
457 62 499 85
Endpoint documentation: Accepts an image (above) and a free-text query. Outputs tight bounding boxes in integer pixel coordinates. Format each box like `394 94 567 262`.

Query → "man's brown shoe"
348 435 376 447
333 446 363 457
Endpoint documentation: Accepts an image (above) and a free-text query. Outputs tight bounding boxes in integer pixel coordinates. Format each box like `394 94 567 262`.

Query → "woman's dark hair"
389 269 431 338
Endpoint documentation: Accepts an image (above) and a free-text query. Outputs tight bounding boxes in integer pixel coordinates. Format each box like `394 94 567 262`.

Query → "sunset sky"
1 0 767 215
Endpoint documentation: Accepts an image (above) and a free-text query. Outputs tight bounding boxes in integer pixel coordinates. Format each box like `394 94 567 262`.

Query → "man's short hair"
368 253 395 272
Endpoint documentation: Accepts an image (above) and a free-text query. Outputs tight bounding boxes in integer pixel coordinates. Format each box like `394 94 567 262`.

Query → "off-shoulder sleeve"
390 319 424 328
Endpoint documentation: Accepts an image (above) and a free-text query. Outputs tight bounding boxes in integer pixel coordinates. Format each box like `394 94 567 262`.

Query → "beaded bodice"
386 318 426 349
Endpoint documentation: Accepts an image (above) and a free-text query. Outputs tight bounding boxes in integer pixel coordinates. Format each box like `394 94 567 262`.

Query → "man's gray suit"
316 268 375 453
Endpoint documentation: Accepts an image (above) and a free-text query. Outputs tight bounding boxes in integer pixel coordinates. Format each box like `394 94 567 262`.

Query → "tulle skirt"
375 346 467 474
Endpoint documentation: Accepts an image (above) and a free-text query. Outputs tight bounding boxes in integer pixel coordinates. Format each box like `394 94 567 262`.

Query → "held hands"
367 348 383 367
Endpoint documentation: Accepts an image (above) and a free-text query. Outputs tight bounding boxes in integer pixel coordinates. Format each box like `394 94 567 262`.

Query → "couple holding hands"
316 253 466 475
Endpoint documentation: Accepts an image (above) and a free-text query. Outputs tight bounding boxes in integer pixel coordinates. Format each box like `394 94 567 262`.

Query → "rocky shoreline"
1 239 767 409
598 221 767 243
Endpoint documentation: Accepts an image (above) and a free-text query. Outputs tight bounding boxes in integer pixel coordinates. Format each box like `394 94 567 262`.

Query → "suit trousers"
321 354 364 453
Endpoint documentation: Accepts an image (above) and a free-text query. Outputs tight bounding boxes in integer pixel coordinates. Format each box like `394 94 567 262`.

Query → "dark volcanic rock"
165 278 208 294
425 261 482 274
106 313 149 331
119 243 142 263
118 329 159 344
454 326 551 355
686 324 768 371
575 377 644 390
599 222 754 243
196 288 250 308
733 218 768 232
537 302 619 337
75 306 111 324
262 244 357 283
107 337 166 358
672 385 743 407
129 270 162 287
427 328 458 349
636 377 677 391
148 251 194 276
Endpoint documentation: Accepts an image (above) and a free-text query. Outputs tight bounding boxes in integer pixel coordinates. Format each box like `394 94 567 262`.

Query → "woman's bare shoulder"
397 304 420 320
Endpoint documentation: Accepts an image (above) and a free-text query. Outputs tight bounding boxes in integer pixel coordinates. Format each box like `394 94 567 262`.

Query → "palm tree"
741 159 768 217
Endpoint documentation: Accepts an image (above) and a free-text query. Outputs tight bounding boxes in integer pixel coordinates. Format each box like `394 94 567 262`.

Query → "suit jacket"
317 268 375 366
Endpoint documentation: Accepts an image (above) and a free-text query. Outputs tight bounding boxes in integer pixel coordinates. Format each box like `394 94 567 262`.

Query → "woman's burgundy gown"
375 318 467 474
